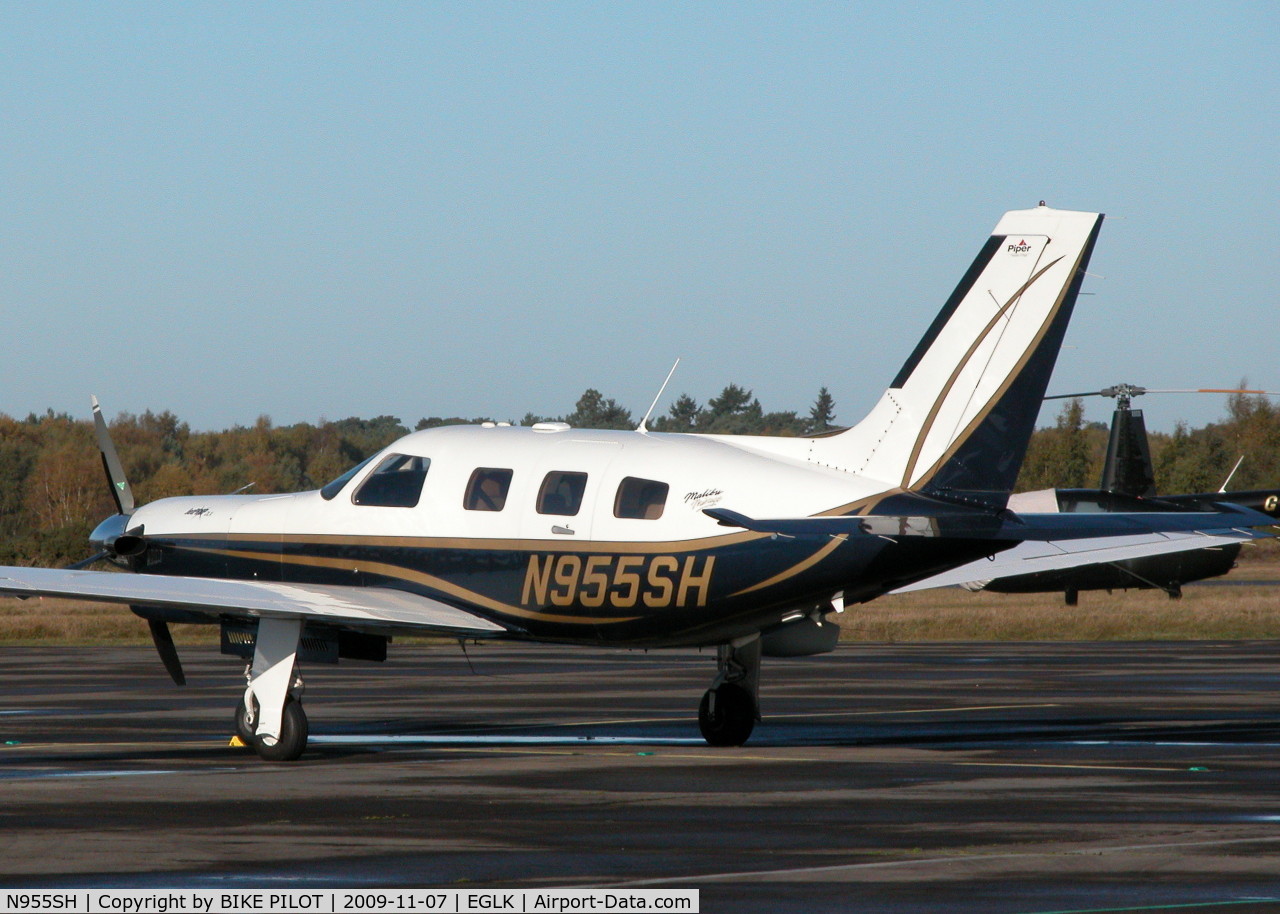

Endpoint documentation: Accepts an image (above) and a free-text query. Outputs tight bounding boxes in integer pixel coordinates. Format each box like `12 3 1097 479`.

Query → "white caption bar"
0 890 699 914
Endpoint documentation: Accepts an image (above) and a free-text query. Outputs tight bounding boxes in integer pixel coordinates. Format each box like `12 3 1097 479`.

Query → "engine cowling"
88 513 147 559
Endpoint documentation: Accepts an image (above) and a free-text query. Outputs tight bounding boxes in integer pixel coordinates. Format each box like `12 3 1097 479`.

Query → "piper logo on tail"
1007 239 1033 255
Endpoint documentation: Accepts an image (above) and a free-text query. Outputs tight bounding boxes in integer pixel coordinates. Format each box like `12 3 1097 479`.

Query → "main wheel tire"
698 683 756 747
252 698 309 762
234 696 258 747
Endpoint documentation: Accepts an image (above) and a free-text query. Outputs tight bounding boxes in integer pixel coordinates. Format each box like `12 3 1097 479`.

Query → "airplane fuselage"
124 424 992 646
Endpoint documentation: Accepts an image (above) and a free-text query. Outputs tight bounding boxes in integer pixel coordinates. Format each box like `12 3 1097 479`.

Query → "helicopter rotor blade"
1046 386 1280 402
1043 390 1105 400
1140 388 1280 396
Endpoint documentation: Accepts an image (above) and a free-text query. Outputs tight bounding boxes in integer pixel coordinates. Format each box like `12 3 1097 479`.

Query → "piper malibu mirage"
4 204 1276 761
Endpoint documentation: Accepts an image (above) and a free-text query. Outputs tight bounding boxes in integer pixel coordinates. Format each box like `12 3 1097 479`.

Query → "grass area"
0 598 221 646
844 548 1280 642
3 550 1279 645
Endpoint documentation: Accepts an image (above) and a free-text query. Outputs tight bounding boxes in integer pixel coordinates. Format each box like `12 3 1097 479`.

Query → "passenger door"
520 439 621 542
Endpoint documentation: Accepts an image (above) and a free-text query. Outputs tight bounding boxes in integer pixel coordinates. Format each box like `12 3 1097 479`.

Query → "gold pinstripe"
182 546 643 626
899 255 1064 489
221 529 766 554
729 534 848 597
908 242 1092 487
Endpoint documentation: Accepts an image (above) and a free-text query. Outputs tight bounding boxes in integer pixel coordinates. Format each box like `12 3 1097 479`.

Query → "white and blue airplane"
3 204 1273 761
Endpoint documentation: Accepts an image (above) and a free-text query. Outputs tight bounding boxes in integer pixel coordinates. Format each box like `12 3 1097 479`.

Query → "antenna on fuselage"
1219 455 1246 493
637 357 681 434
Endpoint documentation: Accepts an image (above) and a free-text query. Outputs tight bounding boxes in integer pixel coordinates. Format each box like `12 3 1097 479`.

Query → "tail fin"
1099 406 1156 496
814 205 1104 506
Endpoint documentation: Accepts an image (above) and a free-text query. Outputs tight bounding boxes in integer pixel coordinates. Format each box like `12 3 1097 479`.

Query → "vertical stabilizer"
813 205 1104 505
1100 407 1157 496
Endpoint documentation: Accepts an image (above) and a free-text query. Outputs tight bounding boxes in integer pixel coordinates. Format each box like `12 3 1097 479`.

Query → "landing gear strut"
236 616 309 762
698 635 761 747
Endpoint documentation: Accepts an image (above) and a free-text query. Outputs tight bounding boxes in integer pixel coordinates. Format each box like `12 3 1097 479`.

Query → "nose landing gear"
234 616 309 762
235 688 308 762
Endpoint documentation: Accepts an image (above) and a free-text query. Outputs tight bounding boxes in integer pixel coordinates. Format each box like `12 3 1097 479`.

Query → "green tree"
418 416 481 430
563 389 633 430
1219 388 1280 489
807 387 837 434
758 410 807 436
707 383 754 420
651 394 703 432
1016 399 1100 490
1155 420 1228 494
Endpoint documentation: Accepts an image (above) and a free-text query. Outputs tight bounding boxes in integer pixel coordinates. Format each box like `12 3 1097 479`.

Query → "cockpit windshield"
320 456 375 501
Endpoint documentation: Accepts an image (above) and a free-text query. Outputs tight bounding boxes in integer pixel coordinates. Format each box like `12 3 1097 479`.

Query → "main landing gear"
698 635 761 747
233 616 310 762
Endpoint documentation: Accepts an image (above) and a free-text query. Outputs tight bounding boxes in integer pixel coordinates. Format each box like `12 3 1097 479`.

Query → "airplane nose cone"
89 513 146 558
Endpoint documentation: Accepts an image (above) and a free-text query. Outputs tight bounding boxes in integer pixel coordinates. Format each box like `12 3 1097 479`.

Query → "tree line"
1 385 1275 566
1017 390 1280 495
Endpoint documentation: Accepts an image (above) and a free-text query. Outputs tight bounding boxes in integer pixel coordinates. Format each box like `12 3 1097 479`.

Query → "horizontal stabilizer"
705 503 1276 542
0 567 508 637
704 506 989 538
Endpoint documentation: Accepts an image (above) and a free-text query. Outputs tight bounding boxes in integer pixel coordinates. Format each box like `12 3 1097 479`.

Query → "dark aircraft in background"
957 383 1280 604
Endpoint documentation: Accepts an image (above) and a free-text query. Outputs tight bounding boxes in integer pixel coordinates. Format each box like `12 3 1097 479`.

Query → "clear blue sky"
2 2 1276 432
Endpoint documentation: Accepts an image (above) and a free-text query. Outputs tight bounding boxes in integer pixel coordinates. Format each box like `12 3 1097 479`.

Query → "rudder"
813 205 1104 506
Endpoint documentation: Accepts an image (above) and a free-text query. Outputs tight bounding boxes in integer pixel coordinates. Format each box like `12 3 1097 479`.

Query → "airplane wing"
887 530 1257 593
0 566 508 637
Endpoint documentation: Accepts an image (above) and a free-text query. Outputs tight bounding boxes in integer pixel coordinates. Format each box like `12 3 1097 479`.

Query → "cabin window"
320 456 374 500
464 468 513 511
352 454 430 508
614 477 669 519
537 471 587 516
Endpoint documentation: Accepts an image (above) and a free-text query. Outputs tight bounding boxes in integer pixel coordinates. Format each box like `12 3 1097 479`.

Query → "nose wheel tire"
698 683 756 747
248 697 309 762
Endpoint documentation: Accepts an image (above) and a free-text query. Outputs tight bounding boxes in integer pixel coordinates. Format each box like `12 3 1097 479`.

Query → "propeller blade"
92 396 135 515
147 619 186 686
64 551 109 571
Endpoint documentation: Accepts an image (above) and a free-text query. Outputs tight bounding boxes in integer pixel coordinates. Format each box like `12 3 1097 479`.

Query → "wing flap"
0 567 507 636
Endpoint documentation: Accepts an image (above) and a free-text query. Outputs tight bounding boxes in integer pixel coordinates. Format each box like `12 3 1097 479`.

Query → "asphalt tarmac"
5 640 1280 913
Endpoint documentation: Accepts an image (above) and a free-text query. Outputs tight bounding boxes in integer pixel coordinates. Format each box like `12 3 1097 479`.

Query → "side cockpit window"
614 477 668 519
464 468 513 511
537 471 587 516
352 454 430 508
320 456 374 501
